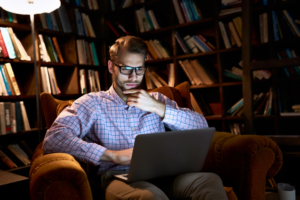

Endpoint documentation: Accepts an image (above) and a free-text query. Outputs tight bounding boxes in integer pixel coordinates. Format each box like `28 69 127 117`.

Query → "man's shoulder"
73 91 114 106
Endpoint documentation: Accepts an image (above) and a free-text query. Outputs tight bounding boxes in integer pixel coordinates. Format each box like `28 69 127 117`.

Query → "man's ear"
108 60 114 74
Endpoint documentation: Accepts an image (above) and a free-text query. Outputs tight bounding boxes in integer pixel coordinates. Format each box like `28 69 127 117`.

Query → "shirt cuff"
162 104 178 125
82 143 107 166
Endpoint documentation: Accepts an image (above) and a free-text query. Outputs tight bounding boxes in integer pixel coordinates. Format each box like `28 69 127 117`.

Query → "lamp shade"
0 0 61 15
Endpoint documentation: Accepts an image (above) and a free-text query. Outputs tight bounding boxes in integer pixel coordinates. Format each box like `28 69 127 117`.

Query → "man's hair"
109 36 148 61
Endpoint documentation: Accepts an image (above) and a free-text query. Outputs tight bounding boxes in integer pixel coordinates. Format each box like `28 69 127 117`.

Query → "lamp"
0 0 61 141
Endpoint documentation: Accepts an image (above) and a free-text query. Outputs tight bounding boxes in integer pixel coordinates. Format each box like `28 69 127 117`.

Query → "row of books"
136 7 162 33
0 101 31 135
0 142 33 169
292 105 300 113
37 5 72 33
219 17 242 49
38 34 64 63
0 8 17 23
41 67 61 95
76 39 99 66
106 20 130 38
79 69 101 94
224 60 272 81
277 48 300 77
278 85 300 116
145 64 175 89
172 0 203 24
219 0 242 16
75 0 99 10
109 0 133 11
75 9 96 37
226 89 273 117
0 27 31 60
0 63 21 96
145 39 171 60
178 59 217 86
229 122 243 135
175 31 216 54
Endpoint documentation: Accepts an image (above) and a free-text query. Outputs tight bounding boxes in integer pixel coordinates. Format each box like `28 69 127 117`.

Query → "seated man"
42 36 228 200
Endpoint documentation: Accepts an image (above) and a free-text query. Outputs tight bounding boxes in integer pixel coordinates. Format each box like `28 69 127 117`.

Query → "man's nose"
128 69 137 81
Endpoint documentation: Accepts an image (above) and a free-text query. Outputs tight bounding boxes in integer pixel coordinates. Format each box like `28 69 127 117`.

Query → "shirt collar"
108 85 127 106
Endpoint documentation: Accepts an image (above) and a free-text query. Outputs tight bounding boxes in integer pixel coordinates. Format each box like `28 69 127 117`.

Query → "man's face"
109 48 145 91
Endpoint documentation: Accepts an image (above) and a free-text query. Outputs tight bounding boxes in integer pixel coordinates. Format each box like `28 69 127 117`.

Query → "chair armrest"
203 131 283 200
29 152 93 200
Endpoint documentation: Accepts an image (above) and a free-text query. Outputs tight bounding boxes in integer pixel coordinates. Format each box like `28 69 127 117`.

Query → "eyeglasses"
111 60 147 76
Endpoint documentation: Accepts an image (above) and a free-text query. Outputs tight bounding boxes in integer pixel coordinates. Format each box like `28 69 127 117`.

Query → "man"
43 36 228 200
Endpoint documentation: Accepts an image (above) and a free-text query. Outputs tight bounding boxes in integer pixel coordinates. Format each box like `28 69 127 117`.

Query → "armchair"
29 82 283 200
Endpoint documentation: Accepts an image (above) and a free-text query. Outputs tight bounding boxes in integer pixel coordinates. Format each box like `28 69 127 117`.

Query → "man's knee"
200 172 223 185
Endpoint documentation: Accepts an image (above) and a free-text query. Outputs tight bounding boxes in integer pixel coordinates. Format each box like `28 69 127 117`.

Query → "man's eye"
124 67 132 70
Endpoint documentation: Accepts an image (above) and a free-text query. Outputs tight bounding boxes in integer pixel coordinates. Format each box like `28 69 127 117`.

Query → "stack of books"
106 20 131 37
38 35 64 63
229 123 243 135
0 8 18 23
0 63 21 96
145 64 175 89
219 16 242 49
76 40 99 66
178 59 217 86
277 48 300 77
38 5 72 33
172 0 203 24
79 69 101 94
74 9 96 37
74 0 99 10
219 0 242 16
40 67 61 95
0 27 31 60
175 31 216 54
145 39 171 60
0 141 33 169
136 7 162 33
109 0 133 11
0 101 31 135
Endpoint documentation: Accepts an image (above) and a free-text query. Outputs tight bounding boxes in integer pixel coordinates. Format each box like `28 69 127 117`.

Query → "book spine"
0 27 16 59
178 60 195 85
272 11 280 41
263 13 268 43
176 32 192 54
4 102 12 134
196 35 213 51
219 21 231 49
184 35 199 54
52 37 64 63
172 0 185 24
0 66 12 95
0 29 9 58
74 9 84 36
277 53 291 77
283 10 300 37
223 70 242 81
106 21 120 37
15 102 23 132
90 42 99 66
285 48 300 75
5 63 21 96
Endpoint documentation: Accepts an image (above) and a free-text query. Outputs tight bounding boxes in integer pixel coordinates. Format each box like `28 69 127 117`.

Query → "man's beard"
114 75 142 91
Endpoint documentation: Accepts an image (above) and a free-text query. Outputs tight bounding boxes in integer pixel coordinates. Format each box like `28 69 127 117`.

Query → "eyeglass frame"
111 60 147 76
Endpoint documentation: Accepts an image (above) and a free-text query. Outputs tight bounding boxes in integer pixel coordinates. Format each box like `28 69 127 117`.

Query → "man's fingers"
128 97 138 102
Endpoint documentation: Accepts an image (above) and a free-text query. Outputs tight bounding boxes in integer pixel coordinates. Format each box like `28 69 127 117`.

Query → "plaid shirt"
42 86 208 174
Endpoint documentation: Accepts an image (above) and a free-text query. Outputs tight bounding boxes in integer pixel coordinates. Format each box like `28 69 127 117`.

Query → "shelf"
218 11 242 20
40 62 76 67
190 83 220 89
254 115 276 119
205 115 222 120
0 95 36 100
0 21 31 31
218 47 242 53
145 57 174 64
222 82 243 87
7 165 31 173
76 35 102 41
266 135 300 146
176 51 217 60
250 57 300 70
0 128 40 144
224 116 243 120
139 26 173 37
174 18 215 30
78 64 102 68
37 29 74 37
0 59 33 65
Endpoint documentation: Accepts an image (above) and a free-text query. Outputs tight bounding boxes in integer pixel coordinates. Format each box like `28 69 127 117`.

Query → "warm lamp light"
0 0 61 142
0 0 61 15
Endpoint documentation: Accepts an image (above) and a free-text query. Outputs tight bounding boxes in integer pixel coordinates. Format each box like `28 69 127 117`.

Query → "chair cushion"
57 100 75 116
149 86 183 107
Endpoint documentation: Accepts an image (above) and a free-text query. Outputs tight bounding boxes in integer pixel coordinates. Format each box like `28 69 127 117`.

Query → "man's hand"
123 89 166 118
101 148 133 165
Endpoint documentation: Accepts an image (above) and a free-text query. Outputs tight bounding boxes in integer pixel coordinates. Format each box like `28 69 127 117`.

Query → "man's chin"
123 83 139 90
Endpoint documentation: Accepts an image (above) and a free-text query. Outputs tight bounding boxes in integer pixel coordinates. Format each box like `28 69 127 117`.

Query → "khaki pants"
100 171 228 200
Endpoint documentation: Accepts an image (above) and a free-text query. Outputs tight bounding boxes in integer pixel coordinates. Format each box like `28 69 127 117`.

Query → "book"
190 92 212 116
219 21 231 49
176 33 192 54
145 40 159 59
0 65 12 95
232 16 242 39
4 63 21 96
151 71 168 86
227 98 243 115
0 28 9 58
7 144 30 166
190 92 204 115
283 10 300 37
0 150 17 169
20 101 30 131
0 27 16 59
7 28 21 59
52 37 64 63
182 59 203 85
178 60 194 85
0 102 5 134
145 70 155 89
172 0 185 24
148 71 163 88
190 59 217 85
228 22 242 47
2 64 15 96
79 69 87 94
254 92 270 115
15 102 23 132
168 63 175 87
223 70 242 81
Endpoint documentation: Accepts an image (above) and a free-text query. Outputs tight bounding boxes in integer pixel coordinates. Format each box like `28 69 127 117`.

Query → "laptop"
114 127 215 183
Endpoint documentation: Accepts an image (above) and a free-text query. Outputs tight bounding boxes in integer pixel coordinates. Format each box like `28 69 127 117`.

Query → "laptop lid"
126 127 215 183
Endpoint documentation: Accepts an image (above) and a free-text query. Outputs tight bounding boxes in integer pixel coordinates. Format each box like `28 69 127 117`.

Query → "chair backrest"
40 81 191 129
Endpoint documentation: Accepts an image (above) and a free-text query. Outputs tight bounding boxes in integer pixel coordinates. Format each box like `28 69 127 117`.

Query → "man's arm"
42 94 107 166
124 89 208 131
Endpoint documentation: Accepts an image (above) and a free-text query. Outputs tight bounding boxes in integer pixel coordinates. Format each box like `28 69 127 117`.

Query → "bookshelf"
0 0 105 175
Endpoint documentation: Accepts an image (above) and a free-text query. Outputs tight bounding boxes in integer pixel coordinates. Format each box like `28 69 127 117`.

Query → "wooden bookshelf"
0 0 105 173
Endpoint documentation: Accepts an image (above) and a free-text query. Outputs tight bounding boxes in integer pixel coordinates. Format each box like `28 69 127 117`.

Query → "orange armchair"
29 82 283 200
